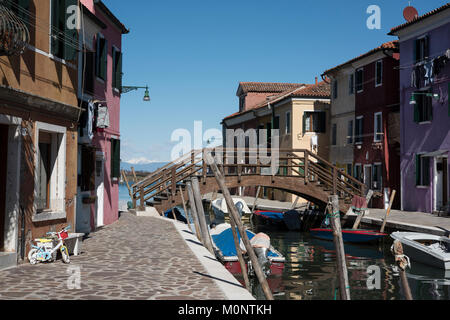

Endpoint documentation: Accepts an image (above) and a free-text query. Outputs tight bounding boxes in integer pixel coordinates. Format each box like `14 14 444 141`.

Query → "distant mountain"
121 161 168 173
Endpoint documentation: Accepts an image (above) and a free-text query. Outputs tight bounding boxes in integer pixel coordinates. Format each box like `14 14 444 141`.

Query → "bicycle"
28 226 71 265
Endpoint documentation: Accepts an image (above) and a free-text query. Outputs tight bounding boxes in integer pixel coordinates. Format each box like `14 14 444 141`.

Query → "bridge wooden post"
186 181 203 242
131 167 138 183
132 186 136 209
205 152 274 300
171 166 176 201
329 195 351 300
191 177 215 255
179 185 192 231
304 154 309 183
332 168 338 195
139 186 145 211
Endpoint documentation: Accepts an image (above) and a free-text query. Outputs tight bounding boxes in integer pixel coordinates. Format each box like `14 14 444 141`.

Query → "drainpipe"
20 206 25 261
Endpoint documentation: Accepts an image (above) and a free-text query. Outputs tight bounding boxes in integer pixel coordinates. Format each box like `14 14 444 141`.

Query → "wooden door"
0 124 8 251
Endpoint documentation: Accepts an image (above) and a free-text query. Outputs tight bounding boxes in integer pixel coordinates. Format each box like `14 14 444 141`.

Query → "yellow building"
222 81 331 204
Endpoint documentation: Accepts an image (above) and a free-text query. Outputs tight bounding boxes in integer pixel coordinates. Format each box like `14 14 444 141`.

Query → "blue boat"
310 228 387 243
164 207 188 224
209 224 285 276
253 210 302 231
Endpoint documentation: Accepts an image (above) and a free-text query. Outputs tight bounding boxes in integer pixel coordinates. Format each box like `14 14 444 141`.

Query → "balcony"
0 3 29 56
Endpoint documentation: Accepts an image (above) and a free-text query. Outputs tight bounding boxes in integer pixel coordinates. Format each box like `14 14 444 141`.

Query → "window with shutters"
50 0 78 61
303 112 326 133
355 116 364 144
34 122 67 216
347 120 354 144
111 138 121 180
374 112 383 142
414 36 429 63
355 68 364 93
413 89 433 123
354 164 362 182
82 45 95 94
332 123 337 146
96 34 107 81
375 60 383 87
285 112 291 135
112 46 122 90
349 73 354 95
372 163 382 191
416 155 430 187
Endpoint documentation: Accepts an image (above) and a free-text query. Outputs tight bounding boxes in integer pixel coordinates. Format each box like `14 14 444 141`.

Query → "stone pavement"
0 212 251 300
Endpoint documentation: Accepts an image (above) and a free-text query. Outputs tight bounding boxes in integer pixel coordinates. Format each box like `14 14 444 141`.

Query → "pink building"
76 0 128 233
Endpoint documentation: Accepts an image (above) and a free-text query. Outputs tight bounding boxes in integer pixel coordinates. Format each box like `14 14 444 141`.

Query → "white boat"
391 232 450 270
211 197 251 221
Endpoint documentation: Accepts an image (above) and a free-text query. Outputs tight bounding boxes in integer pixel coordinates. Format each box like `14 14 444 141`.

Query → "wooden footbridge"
129 148 367 214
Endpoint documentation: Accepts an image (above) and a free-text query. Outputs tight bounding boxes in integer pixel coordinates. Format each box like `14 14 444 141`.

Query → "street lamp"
409 92 440 105
121 85 151 102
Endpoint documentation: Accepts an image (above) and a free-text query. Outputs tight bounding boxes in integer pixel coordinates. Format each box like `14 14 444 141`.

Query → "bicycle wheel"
28 249 38 265
60 246 70 264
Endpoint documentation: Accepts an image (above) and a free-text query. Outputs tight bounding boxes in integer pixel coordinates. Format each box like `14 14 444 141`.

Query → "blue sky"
105 0 447 164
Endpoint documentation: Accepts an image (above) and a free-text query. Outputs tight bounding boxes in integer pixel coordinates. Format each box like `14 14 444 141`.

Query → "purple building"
389 4 450 214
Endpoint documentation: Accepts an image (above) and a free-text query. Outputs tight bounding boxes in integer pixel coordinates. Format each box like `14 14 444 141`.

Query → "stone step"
0 252 17 271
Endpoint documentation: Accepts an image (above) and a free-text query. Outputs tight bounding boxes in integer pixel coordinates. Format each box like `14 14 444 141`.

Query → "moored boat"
209 223 285 276
211 197 251 222
252 210 303 231
391 232 450 270
310 228 387 243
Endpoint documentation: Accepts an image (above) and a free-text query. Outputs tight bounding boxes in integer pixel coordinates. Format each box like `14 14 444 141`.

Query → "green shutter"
413 102 419 123
112 48 117 88
64 0 78 61
17 0 30 24
101 39 107 80
50 0 60 56
415 154 421 186
302 113 306 134
117 51 122 90
111 139 121 179
423 157 430 186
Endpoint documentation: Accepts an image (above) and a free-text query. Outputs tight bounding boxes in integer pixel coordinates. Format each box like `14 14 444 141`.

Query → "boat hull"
391 232 450 270
223 260 285 276
310 228 387 243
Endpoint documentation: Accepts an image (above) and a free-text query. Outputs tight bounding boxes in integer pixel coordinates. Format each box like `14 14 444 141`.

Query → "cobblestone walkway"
0 212 226 300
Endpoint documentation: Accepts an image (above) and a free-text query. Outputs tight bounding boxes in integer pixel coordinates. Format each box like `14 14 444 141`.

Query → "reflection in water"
178 205 450 300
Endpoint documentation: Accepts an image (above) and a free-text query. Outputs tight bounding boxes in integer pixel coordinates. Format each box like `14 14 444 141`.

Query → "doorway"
95 153 105 228
435 157 448 211
0 124 8 251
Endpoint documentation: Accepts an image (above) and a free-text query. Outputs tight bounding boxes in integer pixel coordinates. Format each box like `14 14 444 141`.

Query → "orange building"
0 0 80 269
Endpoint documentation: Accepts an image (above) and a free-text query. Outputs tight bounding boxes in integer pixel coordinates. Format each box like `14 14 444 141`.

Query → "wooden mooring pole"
179 185 192 231
191 177 215 255
380 190 396 234
392 240 413 300
227 207 251 291
329 195 351 300
352 190 374 230
205 152 274 300
186 181 203 242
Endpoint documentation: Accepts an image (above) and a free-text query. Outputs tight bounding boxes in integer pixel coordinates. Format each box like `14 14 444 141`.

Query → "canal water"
118 184 450 300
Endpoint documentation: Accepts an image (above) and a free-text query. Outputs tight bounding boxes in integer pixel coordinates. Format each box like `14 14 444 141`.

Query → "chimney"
315 77 318 85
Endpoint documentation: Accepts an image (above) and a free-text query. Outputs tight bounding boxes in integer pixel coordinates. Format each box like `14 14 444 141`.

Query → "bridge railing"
131 148 366 211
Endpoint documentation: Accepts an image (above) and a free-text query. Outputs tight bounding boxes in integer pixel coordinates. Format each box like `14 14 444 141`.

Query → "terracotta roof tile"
389 3 450 35
322 41 399 76
238 82 305 94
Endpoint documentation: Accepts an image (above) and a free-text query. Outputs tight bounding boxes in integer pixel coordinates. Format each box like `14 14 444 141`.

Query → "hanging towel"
351 195 368 212
96 104 110 129
87 101 95 140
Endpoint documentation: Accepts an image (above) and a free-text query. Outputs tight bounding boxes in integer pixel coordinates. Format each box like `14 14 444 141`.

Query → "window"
37 133 52 211
346 164 353 176
355 116 364 144
34 123 66 216
333 80 338 99
355 68 364 93
303 112 326 133
354 164 362 182
372 163 382 191
273 115 280 130
347 120 354 144
112 47 123 90
96 34 108 81
239 96 245 112
413 90 433 123
50 0 78 61
414 36 429 63
332 123 337 146
349 74 354 95
111 139 121 180
416 155 430 186
82 45 95 94
375 60 383 87
374 112 383 142
285 112 291 135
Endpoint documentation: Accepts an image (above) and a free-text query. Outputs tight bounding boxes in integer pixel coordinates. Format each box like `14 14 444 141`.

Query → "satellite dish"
403 6 419 22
